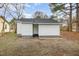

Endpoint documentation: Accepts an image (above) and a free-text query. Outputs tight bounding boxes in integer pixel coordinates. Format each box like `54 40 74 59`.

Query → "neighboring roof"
17 18 61 24
0 16 9 24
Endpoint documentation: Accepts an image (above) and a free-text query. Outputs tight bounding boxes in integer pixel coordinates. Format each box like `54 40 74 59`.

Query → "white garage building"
17 18 61 38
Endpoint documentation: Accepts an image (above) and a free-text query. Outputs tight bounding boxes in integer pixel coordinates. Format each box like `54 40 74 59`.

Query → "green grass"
0 32 79 56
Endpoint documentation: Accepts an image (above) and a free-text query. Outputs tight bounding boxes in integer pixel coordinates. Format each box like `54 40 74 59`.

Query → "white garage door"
21 24 33 36
39 24 60 36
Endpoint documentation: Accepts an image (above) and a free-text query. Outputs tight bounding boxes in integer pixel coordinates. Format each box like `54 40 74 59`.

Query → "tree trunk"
2 4 7 35
68 3 72 32
76 3 79 32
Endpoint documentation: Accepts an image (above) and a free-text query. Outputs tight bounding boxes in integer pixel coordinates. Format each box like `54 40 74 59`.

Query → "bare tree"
76 3 79 32
0 3 24 20
67 3 72 31
2 4 8 33
7 4 25 33
33 11 48 19
7 3 24 19
0 3 4 8
0 3 24 33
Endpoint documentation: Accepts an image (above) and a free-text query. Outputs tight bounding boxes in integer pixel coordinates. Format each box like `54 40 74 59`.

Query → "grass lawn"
0 32 79 56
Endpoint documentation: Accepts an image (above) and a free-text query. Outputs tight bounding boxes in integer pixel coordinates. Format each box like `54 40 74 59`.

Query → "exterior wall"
0 17 4 33
4 22 10 32
0 17 10 33
17 22 60 36
17 22 21 34
10 23 16 32
17 22 33 36
0 22 3 33
39 24 60 36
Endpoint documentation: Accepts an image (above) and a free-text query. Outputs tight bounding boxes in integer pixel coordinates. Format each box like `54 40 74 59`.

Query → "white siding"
4 22 10 32
17 22 21 34
0 22 10 33
0 22 3 33
39 24 60 36
17 23 33 36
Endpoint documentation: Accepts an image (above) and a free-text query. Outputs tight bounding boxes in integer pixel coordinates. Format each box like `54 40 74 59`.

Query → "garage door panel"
21 24 33 36
39 24 60 36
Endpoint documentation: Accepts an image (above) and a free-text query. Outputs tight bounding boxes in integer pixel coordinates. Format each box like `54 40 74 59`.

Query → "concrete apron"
39 36 62 39
17 35 62 39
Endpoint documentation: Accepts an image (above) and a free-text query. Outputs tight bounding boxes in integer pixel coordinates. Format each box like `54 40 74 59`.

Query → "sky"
0 3 52 22
23 3 52 18
0 3 76 22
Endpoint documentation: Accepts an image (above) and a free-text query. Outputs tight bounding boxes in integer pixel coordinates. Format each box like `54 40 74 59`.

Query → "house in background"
17 18 61 38
0 16 10 33
9 19 16 32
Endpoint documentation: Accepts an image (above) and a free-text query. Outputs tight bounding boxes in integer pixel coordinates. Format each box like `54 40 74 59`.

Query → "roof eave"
17 21 61 25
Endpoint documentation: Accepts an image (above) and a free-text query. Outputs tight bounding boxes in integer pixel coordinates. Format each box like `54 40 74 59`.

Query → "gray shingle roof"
17 18 60 24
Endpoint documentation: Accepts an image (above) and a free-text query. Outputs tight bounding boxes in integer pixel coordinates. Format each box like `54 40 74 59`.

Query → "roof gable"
0 16 9 24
